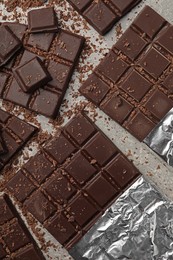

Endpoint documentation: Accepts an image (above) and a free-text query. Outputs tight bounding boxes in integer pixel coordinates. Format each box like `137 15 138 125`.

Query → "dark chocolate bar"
0 108 37 172
80 6 173 141
67 0 141 35
6 113 140 250
28 7 58 33
13 57 52 93
0 25 22 66
0 194 45 259
0 21 85 118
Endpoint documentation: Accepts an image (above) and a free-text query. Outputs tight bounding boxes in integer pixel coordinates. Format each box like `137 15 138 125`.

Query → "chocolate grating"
80 6 173 141
6 113 140 250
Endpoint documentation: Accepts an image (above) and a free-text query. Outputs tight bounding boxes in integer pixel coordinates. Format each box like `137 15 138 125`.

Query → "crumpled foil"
70 177 173 260
144 108 173 166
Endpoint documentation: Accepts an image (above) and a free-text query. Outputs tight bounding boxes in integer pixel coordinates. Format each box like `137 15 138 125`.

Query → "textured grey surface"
0 0 173 259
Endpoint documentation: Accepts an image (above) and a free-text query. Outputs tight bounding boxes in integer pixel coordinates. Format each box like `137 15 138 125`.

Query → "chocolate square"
24 191 56 223
120 70 152 101
0 25 22 66
65 152 97 185
115 27 147 61
105 154 139 188
84 132 117 166
3 221 30 252
83 1 117 35
28 7 58 33
13 57 52 93
96 51 129 83
6 170 36 202
145 89 173 120
79 74 110 105
86 175 118 207
23 152 55 184
139 48 170 79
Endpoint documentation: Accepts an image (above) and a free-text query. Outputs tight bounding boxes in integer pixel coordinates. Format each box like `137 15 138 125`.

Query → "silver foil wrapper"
70 177 173 259
144 108 173 166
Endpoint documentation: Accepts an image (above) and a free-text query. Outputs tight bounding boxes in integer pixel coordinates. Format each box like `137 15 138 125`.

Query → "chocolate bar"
80 6 173 141
0 194 45 259
67 0 141 35
0 108 37 171
6 113 140 249
0 25 22 66
28 7 58 33
0 18 85 118
13 57 52 93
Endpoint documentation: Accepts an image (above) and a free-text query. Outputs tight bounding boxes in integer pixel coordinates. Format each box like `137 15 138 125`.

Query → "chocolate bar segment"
0 25 22 66
28 7 58 33
67 0 141 35
80 6 173 141
0 108 37 172
6 113 140 249
0 194 45 259
13 57 52 93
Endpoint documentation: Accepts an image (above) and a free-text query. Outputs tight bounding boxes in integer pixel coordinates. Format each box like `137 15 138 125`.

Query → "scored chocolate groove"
80 6 173 141
0 108 37 172
6 113 140 250
0 21 85 118
67 0 141 35
0 194 46 259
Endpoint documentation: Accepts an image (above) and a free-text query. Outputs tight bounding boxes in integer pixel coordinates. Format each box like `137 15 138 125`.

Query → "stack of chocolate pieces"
0 7 85 118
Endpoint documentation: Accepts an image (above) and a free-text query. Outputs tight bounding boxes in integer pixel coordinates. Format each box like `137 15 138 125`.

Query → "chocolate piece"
28 7 58 33
67 0 141 35
6 113 140 249
13 57 52 93
3 22 27 41
3 28 84 118
80 6 173 141
0 194 45 259
27 32 55 52
0 25 22 66
0 108 37 172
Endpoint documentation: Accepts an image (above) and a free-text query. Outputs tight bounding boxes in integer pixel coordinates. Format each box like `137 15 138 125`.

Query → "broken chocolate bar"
67 0 141 35
6 113 140 249
80 6 173 141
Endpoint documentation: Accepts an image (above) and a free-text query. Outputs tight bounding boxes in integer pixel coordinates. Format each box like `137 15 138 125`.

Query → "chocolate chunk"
6 113 140 249
80 6 173 141
0 108 37 172
28 7 58 33
0 194 46 259
13 57 52 93
67 0 141 35
0 25 22 66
